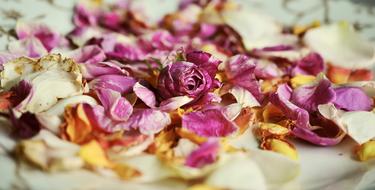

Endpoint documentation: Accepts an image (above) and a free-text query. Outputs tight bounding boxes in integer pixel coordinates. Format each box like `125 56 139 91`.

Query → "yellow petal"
112 163 142 180
79 140 111 168
290 75 316 88
356 140 375 161
261 138 298 160
188 184 223 190
293 21 320 35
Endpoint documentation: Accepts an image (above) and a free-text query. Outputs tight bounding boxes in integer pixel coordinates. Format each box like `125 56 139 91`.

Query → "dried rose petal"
182 108 237 137
185 139 219 168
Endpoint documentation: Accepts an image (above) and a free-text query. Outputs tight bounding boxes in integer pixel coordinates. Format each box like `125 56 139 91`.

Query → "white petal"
205 153 267 190
228 86 260 108
221 5 297 50
319 103 375 144
304 22 375 69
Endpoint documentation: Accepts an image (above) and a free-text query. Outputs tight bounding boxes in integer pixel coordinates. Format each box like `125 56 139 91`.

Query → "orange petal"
61 104 92 144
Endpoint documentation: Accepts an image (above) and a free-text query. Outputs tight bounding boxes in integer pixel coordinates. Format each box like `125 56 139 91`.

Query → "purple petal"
69 45 106 64
291 79 336 112
9 110 40 139
186 51 221 78
11 80 35 113
185 139 219 168
292 52 325 76
122 109 171 135
292 114 345 146
96 88 133 121
225 55 263 102
182 108 237 137
333 87 373 111
89 74 136 94
270 84 345 146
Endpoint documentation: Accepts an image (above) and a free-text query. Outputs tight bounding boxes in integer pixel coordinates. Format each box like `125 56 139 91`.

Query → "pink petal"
269 84 310 128
122 109 171 135
89 74 136 94
159 96 194 111
225 55 263 102
186 51 221 78
69 45 106 64
182 108 237 137
333 87 373 111
185 139 219 168
292 52 325 76
133 82 157 108
96 88 133 121
80 61 127 80
291 79 336 112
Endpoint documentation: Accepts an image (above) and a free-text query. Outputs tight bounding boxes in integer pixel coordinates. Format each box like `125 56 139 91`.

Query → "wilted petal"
292 52 325 76
182 108 237 137
68 45 106 64
133 82 157 108
121 109 171 135
1 54 84 113
96 88 133 121
225 55 263 102
291 79 336 112
333 87 373 111
304 22 375 69
185 139 219 168
89 74 136 94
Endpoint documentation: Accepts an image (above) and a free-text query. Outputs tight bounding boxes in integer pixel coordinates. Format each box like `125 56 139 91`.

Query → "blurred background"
1 0 375 51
